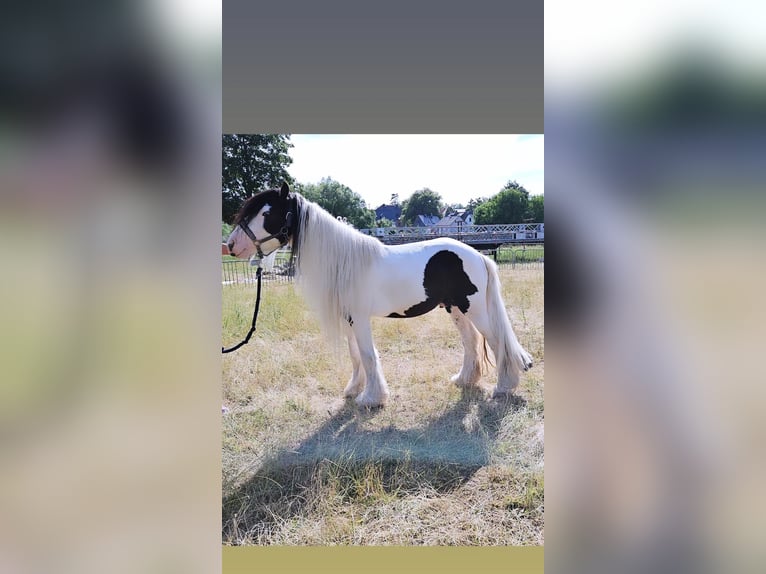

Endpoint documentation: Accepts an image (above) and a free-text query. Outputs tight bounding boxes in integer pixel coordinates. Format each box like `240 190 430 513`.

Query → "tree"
375 217 394 228
297 177 376 229
445 202 465 215
503 180 530 200
400 188 444 225
467 197 488 211
222 134 294 222
473 181 531 224
527 194 544 222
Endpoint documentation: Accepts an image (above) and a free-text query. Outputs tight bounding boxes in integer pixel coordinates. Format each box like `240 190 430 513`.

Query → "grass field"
222 266 544 545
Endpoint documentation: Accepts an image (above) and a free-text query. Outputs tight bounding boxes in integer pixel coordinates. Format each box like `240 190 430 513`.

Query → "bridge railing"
358 223 544 243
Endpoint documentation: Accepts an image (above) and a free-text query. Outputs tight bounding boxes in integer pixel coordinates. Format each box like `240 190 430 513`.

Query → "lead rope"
222 266 263 353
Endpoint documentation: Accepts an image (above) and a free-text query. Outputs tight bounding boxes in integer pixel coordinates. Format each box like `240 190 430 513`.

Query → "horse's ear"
280 181 290 200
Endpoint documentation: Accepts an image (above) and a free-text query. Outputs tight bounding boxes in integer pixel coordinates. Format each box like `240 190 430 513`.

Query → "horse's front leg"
351 318 389 407
343 327 367 398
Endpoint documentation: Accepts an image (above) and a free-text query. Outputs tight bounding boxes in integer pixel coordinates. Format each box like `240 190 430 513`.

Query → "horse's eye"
262 211 270 218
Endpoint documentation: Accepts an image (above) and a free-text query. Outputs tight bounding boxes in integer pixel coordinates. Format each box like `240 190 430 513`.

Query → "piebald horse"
226 182 533 408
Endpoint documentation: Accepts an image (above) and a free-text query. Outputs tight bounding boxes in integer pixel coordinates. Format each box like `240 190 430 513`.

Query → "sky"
287 134 544 209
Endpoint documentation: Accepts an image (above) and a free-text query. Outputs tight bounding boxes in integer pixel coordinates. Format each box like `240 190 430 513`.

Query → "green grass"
495 246 544 264
222 267 544 545
503 473 545 512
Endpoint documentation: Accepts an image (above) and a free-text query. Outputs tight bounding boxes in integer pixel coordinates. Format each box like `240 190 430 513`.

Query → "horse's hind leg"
465 293 522 398
343 328 367 399
448 308 484 388
351 319 389 407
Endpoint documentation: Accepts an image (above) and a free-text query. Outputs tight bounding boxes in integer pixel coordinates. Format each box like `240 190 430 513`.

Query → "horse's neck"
300 202 380 273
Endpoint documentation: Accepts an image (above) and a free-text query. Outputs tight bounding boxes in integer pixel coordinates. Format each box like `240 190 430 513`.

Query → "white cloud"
288 134 544 208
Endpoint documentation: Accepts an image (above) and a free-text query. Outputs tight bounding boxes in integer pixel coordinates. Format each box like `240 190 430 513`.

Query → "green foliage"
467 197 488 211
222 134 294 222
527 194 544 222
375 217 394 228
296 177 376 229
222 221 233 242
400 188 444 225
473 181 531 224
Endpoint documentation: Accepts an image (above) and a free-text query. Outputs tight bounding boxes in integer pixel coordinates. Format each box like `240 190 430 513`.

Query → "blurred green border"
223 546 543 573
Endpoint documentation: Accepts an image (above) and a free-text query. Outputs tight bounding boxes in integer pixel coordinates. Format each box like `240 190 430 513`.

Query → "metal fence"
222 245 543 286
222 250 295 286
491 245 545 269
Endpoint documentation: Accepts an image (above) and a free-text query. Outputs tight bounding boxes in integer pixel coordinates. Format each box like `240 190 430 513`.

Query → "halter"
238 211 294 258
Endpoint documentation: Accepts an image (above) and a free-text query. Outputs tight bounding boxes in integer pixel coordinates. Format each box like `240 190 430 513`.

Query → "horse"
226 182 533 408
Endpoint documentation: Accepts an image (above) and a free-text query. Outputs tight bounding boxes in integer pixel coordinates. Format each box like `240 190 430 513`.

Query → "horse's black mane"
289 193 305 267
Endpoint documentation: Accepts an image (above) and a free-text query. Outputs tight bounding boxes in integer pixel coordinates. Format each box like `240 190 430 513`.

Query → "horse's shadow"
222 388 526 543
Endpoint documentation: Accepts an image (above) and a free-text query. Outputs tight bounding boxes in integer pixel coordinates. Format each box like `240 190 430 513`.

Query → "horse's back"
386 236 483 259
365 238 490 318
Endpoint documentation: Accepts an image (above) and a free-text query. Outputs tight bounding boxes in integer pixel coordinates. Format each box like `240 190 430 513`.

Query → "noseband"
239 211 293 258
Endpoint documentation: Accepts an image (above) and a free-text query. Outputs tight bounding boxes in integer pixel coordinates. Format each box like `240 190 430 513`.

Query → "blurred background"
0 1 221 573
546 1 766 573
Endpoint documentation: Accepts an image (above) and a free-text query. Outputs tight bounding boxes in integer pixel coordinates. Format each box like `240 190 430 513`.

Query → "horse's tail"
482 255 533 388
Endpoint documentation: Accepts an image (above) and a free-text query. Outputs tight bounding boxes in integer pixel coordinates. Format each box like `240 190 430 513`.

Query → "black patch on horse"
388 250 478 318
234 190 288 237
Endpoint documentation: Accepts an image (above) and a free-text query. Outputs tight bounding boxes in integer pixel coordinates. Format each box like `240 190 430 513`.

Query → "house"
413 214 441 227
435 208 473 227
374 204 402 224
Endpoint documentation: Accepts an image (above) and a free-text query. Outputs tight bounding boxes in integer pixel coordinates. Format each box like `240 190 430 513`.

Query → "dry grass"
222 266 544 545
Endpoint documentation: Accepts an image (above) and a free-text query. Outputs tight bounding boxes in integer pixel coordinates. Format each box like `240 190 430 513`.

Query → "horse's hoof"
343 377 366 399
356 402 385 410
451 373 467 387
354 393 388 409
453 374 483 389
343 388 363 399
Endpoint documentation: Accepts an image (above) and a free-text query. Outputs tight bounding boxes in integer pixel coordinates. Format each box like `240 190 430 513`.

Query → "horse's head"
227 182 297 260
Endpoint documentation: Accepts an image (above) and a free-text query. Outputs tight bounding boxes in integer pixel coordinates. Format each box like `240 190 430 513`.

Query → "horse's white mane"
294 196 385 344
